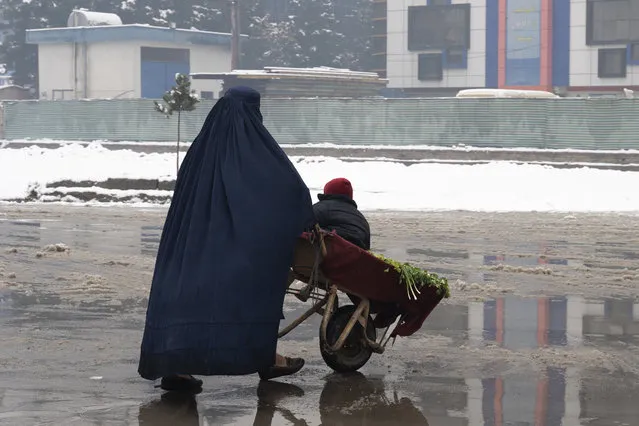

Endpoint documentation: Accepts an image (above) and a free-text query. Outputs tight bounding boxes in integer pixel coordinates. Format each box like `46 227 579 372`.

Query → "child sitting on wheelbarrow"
313 178 371 251
287 178 371 298
303 178 398 329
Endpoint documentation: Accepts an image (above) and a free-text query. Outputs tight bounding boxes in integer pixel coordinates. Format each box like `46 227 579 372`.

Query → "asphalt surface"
1 205 639 425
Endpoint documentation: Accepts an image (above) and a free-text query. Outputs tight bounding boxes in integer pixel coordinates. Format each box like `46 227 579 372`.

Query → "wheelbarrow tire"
319 304 377 373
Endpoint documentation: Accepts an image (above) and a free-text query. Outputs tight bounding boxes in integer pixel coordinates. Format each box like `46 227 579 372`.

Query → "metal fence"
2 97 639 150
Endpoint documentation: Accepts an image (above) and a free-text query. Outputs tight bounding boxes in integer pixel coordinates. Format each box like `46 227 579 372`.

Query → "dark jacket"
313 194 371 250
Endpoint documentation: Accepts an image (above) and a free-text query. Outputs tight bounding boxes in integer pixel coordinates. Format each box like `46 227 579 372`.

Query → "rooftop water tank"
67 10 123 27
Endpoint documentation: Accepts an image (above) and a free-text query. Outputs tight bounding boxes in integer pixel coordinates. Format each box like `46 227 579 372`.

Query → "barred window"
598 48 627 78
418 53 443 81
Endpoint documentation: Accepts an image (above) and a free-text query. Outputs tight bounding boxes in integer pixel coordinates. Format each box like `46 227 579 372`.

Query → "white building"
26 10 237 100
381 0 639 97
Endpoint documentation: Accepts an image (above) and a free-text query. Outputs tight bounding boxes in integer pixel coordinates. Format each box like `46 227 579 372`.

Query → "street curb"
4 141 639 166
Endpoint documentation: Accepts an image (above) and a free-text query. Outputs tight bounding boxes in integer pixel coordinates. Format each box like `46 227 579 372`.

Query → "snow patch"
36 243 70 257
486 264 554 275
43 243 70 253
2 143 639 212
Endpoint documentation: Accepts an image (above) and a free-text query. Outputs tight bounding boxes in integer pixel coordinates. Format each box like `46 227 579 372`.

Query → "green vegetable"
374 253 450 300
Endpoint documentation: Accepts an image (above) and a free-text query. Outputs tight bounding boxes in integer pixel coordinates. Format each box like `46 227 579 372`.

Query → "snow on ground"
2 142 639 212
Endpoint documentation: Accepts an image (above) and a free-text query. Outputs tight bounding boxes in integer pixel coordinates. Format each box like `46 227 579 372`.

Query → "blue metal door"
140 47 191 99
141 61 191 99
141 61 168 99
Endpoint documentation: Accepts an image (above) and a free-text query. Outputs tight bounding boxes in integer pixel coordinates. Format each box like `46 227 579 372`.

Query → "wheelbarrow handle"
314 223 328 257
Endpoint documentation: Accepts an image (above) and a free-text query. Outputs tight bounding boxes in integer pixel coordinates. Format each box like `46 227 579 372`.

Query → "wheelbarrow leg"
320 285 339 344
323 297 371 353
278 294 328 339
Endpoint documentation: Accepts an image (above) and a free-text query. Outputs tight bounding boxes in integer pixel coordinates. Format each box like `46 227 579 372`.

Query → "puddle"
4 368 636 425
2 219 638 278
2 210 639 424
0 219 161 257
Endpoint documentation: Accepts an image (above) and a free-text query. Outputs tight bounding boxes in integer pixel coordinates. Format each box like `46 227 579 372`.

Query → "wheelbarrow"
279 228 447 373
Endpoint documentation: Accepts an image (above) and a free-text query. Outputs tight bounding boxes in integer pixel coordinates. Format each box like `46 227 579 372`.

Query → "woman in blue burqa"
138 87 314 392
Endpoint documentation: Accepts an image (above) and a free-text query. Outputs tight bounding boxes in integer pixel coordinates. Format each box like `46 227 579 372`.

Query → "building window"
418 53 443 81
444 48 467 69
428 0 452 5
629 43 639 65
141 47 190 63
201 91 215 100
408 4 471 51
586 0 639 45
598 48 627 78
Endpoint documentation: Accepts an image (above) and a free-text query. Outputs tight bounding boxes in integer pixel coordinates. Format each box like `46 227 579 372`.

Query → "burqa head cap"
225 86 262 121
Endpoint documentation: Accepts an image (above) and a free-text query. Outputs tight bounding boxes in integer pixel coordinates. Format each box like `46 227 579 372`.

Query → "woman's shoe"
258 357 305 381
159 375 203 392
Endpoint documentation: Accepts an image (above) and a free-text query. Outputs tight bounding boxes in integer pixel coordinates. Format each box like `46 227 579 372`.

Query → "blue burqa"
138 87 314 380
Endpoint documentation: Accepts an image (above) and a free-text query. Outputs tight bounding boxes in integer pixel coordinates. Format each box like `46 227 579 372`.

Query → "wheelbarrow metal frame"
280 283 395 355
279 225 402 356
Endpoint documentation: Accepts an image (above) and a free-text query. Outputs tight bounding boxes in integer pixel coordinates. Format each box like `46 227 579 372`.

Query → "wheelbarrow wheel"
319 304 377 373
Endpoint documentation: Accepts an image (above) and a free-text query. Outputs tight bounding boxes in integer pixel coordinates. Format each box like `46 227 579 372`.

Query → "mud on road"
1 204 639 425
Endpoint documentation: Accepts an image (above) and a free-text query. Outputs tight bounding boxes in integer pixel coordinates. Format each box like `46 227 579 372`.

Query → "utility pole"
230 0 240 70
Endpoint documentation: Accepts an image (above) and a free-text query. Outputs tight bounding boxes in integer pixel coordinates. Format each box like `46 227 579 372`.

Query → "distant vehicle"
455 88 560 99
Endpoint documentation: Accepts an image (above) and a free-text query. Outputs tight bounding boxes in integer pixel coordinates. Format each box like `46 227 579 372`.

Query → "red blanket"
302 231 445 337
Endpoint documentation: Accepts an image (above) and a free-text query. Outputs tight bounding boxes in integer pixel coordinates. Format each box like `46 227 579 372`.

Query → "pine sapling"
153 73 200 176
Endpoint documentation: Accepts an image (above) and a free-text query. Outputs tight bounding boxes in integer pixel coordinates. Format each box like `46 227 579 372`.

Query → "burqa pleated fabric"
138 87 314 380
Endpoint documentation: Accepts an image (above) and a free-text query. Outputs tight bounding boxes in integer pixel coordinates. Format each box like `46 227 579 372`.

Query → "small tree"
154 73 200 176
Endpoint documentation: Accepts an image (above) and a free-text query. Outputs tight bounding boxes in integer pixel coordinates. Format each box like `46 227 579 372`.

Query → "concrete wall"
38 44 75 99
89 42 138 99
37 41 231 100
38 42 139 100
188 43 230 98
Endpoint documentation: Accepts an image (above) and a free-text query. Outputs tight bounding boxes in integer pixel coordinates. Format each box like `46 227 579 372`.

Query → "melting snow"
1 142 639 212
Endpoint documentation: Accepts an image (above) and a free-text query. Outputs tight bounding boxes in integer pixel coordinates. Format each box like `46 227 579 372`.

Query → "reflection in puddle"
139 392 199 426
132 366 638 426
317 373 428 425
253 381 307 426
1 219 41 250
0 287 13 319
483 254 569 266
139 374 429 426
481 297 570 348
475 368 573 426
407 248 469 259
426 295 639 348
0 219 163 257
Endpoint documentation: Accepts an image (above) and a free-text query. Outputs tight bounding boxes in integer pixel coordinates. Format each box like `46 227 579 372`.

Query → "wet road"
1 205 639 425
